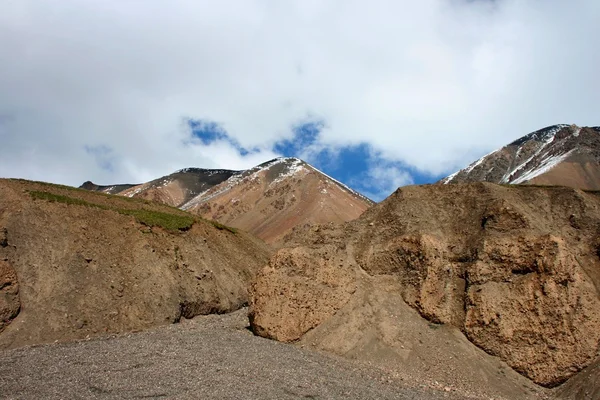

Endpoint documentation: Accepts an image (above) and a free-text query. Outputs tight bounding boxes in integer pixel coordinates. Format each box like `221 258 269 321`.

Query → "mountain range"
82 157 373 244
441 124 600 189
4 123 600 399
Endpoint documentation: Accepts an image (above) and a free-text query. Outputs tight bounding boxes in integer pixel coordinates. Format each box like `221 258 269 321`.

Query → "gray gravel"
0 309 473 400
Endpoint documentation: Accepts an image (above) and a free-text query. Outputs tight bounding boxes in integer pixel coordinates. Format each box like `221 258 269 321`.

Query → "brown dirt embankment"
0 179 270 349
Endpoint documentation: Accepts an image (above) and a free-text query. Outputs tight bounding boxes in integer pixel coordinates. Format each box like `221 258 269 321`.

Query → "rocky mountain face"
249 182 600 392
182 158 373 244
82 168 240 207
0 179 270 349
79 181 138 195
83 158 373 244
441 125 600 189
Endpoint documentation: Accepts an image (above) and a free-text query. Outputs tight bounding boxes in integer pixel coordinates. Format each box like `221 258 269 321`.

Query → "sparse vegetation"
583 189 600 195
29 191 100 208
15 178 155 206
498 183 566 190
120 209 195 231
28 190 194 231
27 187 236 234
209 220 238 234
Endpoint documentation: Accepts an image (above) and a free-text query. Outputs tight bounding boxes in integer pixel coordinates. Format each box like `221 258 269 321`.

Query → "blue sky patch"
187 118 443 201
188 119 250 155
274 120 324 156
270 120 447 201
307 143 444 201
84 144 115 172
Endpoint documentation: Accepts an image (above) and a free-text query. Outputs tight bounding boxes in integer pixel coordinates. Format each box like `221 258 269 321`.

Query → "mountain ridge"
82 157 374 244
441 124 600 189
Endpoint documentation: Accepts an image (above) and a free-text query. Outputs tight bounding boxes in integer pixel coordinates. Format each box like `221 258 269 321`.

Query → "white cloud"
360 165 415 202
0 0 598 190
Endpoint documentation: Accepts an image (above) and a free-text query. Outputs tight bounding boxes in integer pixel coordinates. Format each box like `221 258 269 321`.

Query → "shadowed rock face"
249 183 600 388
81 168 240 206
0 260 19 334
556 357 600 400
441 125 600 190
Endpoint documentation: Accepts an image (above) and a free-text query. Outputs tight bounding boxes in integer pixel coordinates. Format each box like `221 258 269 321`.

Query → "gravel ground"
0 309 475 400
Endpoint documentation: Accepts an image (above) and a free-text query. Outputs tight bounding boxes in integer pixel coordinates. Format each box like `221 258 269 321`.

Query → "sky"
0 1 598 201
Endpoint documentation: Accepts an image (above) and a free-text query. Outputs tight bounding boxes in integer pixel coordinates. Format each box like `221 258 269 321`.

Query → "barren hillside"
183 158 373 244
249 182 600 398
0 179 270 349
82 167 239 207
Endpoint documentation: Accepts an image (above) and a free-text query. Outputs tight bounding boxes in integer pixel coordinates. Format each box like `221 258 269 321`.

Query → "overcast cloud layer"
1 0 598 200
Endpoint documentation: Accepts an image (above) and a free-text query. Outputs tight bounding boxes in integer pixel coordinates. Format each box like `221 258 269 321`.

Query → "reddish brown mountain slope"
182 158 373 244
441 125 600 189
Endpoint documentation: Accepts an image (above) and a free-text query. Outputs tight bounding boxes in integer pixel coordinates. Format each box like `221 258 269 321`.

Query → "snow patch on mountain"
441 149 499 184
127 187 144 198
181 174 243 210
443 124 585 186
501 133 559 183
509 124 570 147
464 149 499 175
181 157 304 210
440 170 460 185
181 157 373 210
269 158 307 186
512 149 575 184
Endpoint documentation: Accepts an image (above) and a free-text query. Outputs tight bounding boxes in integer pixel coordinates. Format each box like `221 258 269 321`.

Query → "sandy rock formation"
250 183 600 388
249 245 358 342
0 179 270 349
0 260 19 334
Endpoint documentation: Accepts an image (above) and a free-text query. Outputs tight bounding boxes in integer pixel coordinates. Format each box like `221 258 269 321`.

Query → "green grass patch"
28 190 193 232
29 191 105 208
120 209 195 231
12 179 86 193
209 220 238 234
14 178 152 206
27 186 237 234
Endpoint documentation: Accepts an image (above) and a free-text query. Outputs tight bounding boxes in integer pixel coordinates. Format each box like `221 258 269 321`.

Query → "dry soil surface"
1 309 483 400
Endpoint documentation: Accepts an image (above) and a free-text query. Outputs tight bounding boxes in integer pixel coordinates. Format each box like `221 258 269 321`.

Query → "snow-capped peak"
441 124 596 186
